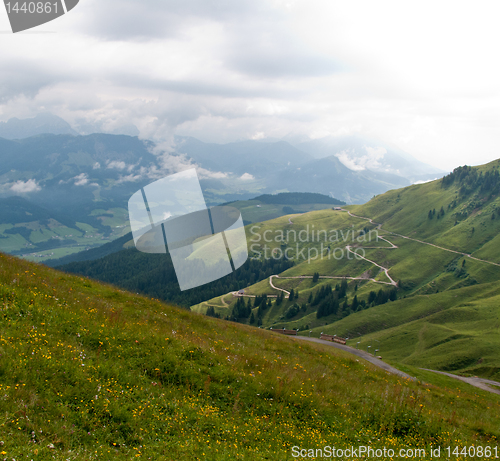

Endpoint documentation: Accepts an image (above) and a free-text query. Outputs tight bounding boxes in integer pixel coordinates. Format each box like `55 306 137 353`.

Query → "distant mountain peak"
288 134 446 183
0 113 79 140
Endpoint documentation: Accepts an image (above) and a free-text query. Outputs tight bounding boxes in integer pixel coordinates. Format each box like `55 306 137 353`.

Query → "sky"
0 0 499 171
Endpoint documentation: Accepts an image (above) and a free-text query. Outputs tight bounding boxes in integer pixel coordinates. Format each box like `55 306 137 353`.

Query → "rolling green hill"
192 160 500 380
0 252 499 460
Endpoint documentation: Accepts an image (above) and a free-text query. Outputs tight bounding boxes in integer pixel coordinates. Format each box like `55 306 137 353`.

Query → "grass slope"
194 161 500 381
1 253 499 459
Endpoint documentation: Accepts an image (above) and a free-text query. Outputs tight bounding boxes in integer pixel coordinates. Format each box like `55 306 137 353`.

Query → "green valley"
0 196 130 262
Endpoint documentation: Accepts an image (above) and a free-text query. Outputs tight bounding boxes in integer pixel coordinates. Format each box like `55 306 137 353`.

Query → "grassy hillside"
192 161 500 381
1 252 499 459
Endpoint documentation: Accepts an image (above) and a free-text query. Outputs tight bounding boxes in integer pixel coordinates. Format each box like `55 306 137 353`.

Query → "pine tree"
376 289 388 305
260 297 267 311
351 295 359 311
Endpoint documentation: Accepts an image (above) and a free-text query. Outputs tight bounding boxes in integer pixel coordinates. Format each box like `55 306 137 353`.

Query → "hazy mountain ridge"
0 131 417 210
291 135 445 183
0 113 79 139
174 135 433 203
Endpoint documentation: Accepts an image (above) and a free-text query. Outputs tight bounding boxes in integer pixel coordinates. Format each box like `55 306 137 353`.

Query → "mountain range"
289 134 444 183
0 113 78 139
0 113 446 260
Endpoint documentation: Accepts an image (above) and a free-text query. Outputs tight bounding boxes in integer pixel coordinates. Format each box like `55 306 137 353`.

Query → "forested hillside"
59 249 293 307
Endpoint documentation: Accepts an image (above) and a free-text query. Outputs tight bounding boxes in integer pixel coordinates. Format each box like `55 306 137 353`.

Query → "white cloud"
199 169 228 179
10 179 41 193
335 146 387 171
106 161 127 170
365 146 387 159
239 173 255 180
74 173 89 186
93 162 101 169
116 174 143 183
152 149 228 179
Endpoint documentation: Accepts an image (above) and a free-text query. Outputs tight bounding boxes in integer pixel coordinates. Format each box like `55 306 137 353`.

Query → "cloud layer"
1 0 500 170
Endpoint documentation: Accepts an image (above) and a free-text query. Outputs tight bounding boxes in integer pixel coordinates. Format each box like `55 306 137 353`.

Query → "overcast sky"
1 0 499 171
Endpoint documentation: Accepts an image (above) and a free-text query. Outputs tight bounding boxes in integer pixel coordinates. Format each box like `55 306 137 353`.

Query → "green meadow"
0 252 499 460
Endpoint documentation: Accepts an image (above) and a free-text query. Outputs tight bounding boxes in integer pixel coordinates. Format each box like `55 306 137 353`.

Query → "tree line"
60 248 294 308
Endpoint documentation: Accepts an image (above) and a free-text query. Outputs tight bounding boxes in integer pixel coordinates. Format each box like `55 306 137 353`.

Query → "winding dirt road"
420 368 500 395
346 245 397 286
290 338 500 395
295 336 415 380
269 275 291 296
343 209 500 268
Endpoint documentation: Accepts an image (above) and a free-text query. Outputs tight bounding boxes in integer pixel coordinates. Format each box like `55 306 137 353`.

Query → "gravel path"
290 337 500 395
294 336 415 380
343 209 500 268
420 368 500 395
